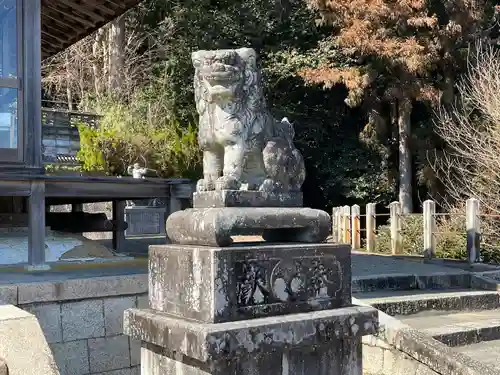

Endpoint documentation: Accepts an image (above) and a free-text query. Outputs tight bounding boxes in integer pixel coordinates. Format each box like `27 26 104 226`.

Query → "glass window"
0 87 17 148
0 0 17 78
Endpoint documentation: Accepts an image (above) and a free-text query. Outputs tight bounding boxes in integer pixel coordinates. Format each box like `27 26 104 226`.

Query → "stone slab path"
0 247 474 285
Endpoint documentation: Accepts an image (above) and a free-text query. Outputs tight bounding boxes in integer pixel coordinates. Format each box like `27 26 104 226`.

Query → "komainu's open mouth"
201 63 240 85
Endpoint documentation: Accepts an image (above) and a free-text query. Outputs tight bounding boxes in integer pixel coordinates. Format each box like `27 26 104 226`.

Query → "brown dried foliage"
303 0 490 104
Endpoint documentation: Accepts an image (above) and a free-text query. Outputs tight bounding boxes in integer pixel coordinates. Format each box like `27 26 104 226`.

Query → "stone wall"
0 274 148 375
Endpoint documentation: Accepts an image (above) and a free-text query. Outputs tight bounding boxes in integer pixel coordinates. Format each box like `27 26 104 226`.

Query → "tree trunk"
92 28 106 97
441 74 454 108
65 55 73 111
398 98 413 214
108 15 125 95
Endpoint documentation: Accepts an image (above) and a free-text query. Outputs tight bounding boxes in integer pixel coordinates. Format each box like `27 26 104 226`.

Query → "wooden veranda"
0 0 192 270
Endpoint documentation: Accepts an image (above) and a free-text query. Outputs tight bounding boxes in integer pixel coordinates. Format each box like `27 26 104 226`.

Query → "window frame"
0 0 23 163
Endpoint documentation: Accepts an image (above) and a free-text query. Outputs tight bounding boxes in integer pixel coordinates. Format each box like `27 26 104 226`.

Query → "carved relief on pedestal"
235 255 343 308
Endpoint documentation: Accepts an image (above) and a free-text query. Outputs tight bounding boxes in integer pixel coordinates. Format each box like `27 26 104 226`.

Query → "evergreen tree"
301 0 496 212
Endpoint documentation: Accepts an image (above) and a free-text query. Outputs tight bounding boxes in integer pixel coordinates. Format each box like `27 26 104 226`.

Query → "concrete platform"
458 339 500 368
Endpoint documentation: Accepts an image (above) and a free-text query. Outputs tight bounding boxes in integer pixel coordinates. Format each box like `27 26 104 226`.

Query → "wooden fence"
332 198 481 264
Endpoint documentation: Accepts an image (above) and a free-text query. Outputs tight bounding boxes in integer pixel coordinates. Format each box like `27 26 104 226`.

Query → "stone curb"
0 274 147 305
352 272 471 293
365 290 500 317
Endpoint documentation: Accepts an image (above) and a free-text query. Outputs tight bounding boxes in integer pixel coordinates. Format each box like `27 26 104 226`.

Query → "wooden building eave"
41 0 142 59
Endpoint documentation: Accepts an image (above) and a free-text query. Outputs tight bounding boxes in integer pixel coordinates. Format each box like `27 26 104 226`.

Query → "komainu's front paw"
259 178 276 193
196 179 215 192
215 175 241 190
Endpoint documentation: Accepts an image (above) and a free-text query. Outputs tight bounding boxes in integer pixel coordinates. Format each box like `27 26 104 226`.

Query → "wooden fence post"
390 201 402 254
332 207 340 242
338 207 344 244
466 198 481 264
342 205 351 244
366 203 376 252
423 200 436 259
351 204 361 250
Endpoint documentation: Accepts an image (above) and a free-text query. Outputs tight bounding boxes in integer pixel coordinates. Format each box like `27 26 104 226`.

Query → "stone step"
354 288 500 316
398 308 500 347
456 338 500 369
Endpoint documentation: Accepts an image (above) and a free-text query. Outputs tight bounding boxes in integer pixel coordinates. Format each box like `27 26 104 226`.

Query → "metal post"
466 198 480 264
366 203 376 252
423 200 436 259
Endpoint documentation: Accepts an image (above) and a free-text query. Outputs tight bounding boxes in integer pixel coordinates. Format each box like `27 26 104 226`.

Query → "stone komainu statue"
192 48 306 194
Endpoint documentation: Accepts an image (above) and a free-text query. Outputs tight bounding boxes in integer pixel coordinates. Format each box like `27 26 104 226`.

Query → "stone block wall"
0 274 148 375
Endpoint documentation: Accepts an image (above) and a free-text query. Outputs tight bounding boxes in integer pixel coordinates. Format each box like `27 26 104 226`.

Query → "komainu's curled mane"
192 48 305 193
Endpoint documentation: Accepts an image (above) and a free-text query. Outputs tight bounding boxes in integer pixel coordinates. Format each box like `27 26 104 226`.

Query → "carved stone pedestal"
124 243 378 375
166 206 331 246
123 47 378 375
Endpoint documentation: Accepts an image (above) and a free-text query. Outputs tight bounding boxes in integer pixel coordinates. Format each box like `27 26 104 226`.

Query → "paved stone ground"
350 251 470 278
96 237 478 277
0 241 475 285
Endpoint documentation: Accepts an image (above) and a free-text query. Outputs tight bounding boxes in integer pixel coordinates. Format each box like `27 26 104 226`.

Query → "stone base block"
193 190 303 208
141 339 361 375
148 243 351 323
165 207 330 247
124 305 378 363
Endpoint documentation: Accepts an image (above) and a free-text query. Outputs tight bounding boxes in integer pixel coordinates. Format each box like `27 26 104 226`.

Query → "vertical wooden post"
331 207 340 242
169 185 184 216
342 205 351 244
71 203 84 236
71 203 83 212
112 200 126 252
390 201 402 254
366 203 376 252
466 198 480 264
27 181 49 270
23 0 43 169
337 207 344 244
423 200 436 259
351 205 361 250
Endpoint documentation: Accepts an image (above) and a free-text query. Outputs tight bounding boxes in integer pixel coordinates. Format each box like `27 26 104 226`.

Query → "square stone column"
124 242 378 375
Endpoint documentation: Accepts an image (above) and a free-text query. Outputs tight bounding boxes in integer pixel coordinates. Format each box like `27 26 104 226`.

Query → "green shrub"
77 87 202 179
372 214 467 259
